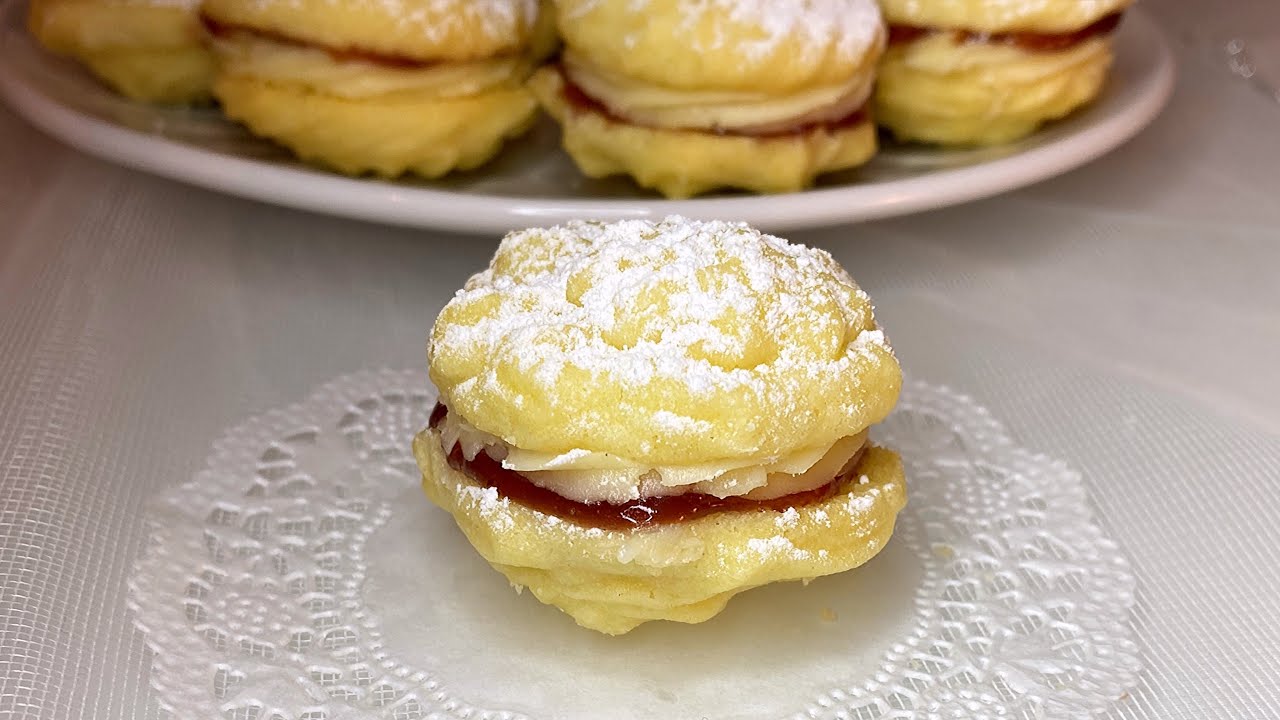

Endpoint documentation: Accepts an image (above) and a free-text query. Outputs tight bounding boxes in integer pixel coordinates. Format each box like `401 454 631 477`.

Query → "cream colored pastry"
560 50 875 135
529 68 878 198
555 0 881 92
28 0 214 104
205 0 554 177
876 34 1113 145
873 0 1131 145
532 0 885 197
437 407 870 504
202 0 549 62
417 217 906 635
878 0 1129 33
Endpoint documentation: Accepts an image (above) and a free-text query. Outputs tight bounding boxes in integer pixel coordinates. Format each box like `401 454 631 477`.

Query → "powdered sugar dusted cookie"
416 217 906 635
202 0 545 63
28 0 214 104
530 0 885 197
203 0 554 177
874 0 1133 145
555 0 884 92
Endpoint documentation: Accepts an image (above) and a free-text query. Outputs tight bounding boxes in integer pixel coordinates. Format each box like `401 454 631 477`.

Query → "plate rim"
0 4 1175 236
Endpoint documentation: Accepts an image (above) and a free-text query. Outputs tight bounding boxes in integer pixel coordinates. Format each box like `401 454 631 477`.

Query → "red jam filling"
557 67 870 138
429 404 858 530
888 11 1123 53
200 15 448 69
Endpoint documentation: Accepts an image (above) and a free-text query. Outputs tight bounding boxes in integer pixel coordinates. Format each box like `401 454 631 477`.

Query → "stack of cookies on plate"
29 0 1131 195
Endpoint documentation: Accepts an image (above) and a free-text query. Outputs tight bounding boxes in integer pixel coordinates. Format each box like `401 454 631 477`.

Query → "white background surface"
1 1 1279 718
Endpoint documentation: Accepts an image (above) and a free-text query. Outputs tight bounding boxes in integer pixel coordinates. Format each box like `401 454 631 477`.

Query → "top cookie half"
428 217 902 467
201 0 546 62
554 0 885 92
878 0 1132 32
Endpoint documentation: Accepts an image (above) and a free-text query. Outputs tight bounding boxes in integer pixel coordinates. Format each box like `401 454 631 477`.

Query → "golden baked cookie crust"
80 46 215 104
554 0 884 93
28 0 213 103
878 0 1132 33
428 217 901 465
30 0 201 50
213 74 538 177
201 0 543 62
874 35 1113 145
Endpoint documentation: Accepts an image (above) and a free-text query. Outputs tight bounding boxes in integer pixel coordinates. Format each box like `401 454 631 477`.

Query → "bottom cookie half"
529 67 879 199
415 429 907 635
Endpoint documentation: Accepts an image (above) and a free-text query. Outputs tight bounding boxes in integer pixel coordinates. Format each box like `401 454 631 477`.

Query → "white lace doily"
128 369 1140 720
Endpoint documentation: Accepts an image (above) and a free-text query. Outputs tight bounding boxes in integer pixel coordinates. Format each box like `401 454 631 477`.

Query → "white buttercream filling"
560 50 874 133
437 409 868 505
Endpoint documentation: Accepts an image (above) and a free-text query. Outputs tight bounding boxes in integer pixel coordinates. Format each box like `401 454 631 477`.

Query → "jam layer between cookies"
429 403 868 531
888 11 1123 52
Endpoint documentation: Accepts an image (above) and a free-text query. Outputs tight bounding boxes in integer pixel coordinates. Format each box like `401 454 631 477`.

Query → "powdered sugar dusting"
457 484 515 531
566 0 882 63
651 410 713 434
847 486 877 514
746 535 810 561
243 0 539 44
431 218 890 431
456 481 623 538
775 507 801 528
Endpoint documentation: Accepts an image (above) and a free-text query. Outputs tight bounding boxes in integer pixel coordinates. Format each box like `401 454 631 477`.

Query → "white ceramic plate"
0 2 1173 235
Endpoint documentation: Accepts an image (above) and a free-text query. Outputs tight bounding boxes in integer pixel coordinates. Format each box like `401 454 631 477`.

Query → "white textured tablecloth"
2 2 1279 718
